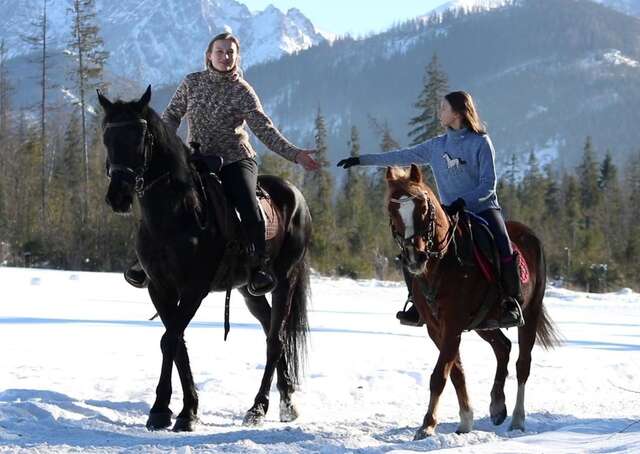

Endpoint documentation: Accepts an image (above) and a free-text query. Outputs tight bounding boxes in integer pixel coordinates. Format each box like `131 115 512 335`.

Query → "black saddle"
457 210 502 280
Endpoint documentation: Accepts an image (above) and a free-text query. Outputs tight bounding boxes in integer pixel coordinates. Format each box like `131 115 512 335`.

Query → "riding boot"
499 252 525 328
124 260 149 288
396 295 424 326
245 221 277 297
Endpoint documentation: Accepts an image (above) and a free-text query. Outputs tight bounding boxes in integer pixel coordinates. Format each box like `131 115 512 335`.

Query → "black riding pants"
219 158 265 254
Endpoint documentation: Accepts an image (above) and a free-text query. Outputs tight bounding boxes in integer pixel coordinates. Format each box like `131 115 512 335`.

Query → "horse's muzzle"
402 248 428 275
106 177 134 213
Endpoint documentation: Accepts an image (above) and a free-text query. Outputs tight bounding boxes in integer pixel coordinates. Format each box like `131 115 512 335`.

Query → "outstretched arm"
242 86 319 170
339 140 436 168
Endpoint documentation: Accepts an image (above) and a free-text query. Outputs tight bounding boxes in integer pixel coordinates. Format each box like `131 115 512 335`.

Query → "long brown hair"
204 32 242 72
444 91 486 135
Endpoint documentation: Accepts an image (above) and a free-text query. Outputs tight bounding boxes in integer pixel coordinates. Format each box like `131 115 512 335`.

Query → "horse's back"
258 174 310 226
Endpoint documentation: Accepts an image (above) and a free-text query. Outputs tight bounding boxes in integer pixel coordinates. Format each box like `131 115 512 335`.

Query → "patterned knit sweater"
162 68 302 166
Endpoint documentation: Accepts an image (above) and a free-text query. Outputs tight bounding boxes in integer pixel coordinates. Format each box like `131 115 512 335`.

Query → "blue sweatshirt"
359 127 500 213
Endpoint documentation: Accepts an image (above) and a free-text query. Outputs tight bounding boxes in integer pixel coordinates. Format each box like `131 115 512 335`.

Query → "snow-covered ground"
0 267 639 453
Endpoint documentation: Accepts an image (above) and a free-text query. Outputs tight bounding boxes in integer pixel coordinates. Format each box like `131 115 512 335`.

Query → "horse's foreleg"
415 330 462 440
146 284 179 430
450 356 473 434
170 287 207 432
243 279 293 426
476 329 512 425
424 322 473 434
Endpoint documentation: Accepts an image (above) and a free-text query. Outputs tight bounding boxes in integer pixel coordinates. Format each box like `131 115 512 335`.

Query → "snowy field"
0 266 639 453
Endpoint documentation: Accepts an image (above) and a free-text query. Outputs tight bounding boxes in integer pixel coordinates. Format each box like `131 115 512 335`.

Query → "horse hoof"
279 400 299 422
173 415 197 432
146 410 173 430
491 405 507 426
509 414 525 431
243 404 267 426
413 426 434 440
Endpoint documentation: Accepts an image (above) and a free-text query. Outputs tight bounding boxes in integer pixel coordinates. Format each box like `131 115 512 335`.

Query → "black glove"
444 197 466 215
336 157 360 169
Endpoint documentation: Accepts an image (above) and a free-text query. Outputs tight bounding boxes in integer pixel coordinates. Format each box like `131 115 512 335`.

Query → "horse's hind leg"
476 329 512 425
243 278 293 425
511 310 538 431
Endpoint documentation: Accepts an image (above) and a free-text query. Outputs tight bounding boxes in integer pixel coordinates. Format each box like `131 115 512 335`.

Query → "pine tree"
578 136 601 228
498 153 521 221
519 150 545 226
335 126 373 277
0 39 12 177
49 112 84 268
303 108 335 272
67 0 108 220
22 0 54 225
0 39 11 240
408 53 449 146
597 150 622 270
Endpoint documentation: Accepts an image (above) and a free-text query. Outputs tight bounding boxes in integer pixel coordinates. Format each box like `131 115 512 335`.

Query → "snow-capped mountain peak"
0 0 328 86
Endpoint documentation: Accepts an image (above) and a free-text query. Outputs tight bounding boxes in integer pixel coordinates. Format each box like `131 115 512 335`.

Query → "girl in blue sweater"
337 91 523 329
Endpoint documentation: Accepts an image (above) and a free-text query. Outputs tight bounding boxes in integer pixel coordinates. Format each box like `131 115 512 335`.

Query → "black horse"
97 86 311 431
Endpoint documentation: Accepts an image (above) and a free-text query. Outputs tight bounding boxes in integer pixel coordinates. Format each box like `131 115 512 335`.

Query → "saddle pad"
473 242 530 285
259 195 281 241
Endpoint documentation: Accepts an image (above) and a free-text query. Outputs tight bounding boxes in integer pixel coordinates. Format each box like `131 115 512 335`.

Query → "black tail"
284 256 310 387
533 238 563 350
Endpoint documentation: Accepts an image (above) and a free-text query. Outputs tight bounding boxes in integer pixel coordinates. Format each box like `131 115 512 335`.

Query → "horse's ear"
409 164 422 183
136 85 152 110
386 166 398 181
97 89 112 111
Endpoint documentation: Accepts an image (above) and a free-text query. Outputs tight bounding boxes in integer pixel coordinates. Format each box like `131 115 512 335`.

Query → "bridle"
389 193 459 263
103 118 167 197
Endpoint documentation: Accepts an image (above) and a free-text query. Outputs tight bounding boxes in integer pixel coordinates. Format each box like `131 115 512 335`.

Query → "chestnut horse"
385 165 560 440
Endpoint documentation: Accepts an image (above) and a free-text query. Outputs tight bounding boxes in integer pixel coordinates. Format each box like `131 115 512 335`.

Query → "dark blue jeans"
477 208 513 259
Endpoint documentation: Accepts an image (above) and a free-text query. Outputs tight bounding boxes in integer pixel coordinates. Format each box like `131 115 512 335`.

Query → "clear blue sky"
242 1 449 37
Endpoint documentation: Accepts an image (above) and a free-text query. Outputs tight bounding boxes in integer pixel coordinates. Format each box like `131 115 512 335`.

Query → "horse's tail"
284 255 310 387
531 235 563 350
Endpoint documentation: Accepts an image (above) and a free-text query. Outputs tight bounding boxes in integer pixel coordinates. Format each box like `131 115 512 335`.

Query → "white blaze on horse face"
397 196 416 240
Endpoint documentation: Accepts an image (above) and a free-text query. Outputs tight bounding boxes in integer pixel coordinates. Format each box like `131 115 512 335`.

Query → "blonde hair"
204 32 242 72
444 91 487 135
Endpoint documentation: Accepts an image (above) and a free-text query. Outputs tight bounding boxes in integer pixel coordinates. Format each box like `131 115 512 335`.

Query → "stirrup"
396 298 424 327
499 297 525 329
124 267 149 289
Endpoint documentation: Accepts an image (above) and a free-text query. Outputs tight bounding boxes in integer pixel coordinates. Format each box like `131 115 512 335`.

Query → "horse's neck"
138 141 201 230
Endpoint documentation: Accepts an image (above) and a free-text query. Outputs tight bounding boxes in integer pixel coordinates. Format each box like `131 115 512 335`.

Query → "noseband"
389 193 458 263
103 118 163 197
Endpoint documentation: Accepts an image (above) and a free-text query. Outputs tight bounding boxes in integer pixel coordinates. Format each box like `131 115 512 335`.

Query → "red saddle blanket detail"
472 242 530 285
